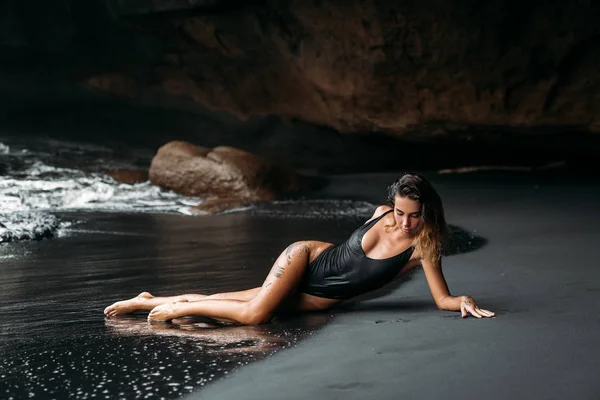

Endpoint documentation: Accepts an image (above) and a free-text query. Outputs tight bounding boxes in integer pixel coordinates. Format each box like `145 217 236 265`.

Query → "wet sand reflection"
105 313 332 355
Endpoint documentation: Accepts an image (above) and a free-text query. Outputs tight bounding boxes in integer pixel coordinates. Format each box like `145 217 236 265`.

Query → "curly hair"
386 173 448 263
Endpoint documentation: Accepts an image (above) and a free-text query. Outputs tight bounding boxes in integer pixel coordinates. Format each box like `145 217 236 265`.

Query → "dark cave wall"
2 0 600 138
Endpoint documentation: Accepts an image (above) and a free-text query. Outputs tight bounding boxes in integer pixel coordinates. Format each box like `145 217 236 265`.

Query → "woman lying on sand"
104 173 494 324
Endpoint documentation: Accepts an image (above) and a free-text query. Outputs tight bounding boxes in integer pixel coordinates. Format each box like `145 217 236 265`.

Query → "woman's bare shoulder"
365 205 393 223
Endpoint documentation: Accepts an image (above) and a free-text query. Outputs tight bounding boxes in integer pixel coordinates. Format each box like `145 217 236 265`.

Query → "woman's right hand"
459 295 495 318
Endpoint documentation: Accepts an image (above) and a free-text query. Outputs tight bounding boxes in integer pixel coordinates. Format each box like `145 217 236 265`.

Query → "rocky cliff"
1 0 599 171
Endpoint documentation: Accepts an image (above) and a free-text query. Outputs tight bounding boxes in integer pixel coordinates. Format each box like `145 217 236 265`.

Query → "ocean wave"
0 212 66 243
0 138 372 243
0 175 199 213
0 139 203 215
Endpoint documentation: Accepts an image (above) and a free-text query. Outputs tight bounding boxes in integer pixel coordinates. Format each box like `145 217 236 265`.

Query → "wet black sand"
0 211 357 399
2 171 600 400
192 172 600 400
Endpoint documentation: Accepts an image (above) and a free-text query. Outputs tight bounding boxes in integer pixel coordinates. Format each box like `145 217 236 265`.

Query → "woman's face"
393 195 423 236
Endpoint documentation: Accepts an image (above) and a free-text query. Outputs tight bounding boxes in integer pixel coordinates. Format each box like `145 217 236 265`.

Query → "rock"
5 1 599 166
86 74 137 99
102 1 600 135
148 141 313 201
106 170 149 184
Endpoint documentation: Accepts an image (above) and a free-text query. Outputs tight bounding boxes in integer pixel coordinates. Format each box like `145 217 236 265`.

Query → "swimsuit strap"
357 209 393 238
368 208 393 226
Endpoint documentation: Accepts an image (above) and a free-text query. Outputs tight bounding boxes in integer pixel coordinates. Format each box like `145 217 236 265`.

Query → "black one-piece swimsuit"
300 210 414 300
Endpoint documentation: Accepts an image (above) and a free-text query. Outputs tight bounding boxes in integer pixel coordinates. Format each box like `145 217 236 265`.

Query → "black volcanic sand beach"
192 172 600 400
1 171 600 400
0 209 360 399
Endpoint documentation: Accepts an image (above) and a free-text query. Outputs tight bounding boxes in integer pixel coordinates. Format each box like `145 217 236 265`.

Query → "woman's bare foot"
104 292 154 317
148 302 182 322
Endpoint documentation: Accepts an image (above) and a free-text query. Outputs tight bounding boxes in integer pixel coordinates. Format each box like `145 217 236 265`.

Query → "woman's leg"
147 241 316 325
104 287 261 317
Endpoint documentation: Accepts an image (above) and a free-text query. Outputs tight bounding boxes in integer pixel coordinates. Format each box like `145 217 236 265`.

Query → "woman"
104 173 495 324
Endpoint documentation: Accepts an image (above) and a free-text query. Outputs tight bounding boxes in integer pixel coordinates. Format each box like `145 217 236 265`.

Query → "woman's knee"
284 241 313 260
285 240 309 252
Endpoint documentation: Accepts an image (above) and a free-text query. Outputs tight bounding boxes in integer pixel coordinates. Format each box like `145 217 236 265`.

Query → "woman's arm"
420 257 495 318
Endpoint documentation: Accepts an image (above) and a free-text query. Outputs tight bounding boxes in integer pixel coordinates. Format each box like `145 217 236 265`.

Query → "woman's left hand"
460 296 495 318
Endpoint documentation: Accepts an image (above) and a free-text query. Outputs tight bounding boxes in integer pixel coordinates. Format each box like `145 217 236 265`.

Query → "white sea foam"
0 143 9 154
0 212 62 243
0 138 372 242
0 144 201 214
0 139 204 242
0 175 199 213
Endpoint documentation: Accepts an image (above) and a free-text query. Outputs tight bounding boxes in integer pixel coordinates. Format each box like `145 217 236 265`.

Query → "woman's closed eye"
397 212 421 219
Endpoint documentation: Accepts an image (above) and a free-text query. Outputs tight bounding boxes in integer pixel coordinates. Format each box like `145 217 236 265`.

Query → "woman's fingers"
470 307 496 318
461 306 468 318
461 305 481 318
468 306 483 318
460 296 495 319
478 308 495 317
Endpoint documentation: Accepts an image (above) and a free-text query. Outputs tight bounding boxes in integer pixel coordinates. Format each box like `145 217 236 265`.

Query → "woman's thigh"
245 241 332 317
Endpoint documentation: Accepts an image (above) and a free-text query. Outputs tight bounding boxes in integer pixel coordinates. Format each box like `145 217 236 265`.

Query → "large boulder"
148 141 312 203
